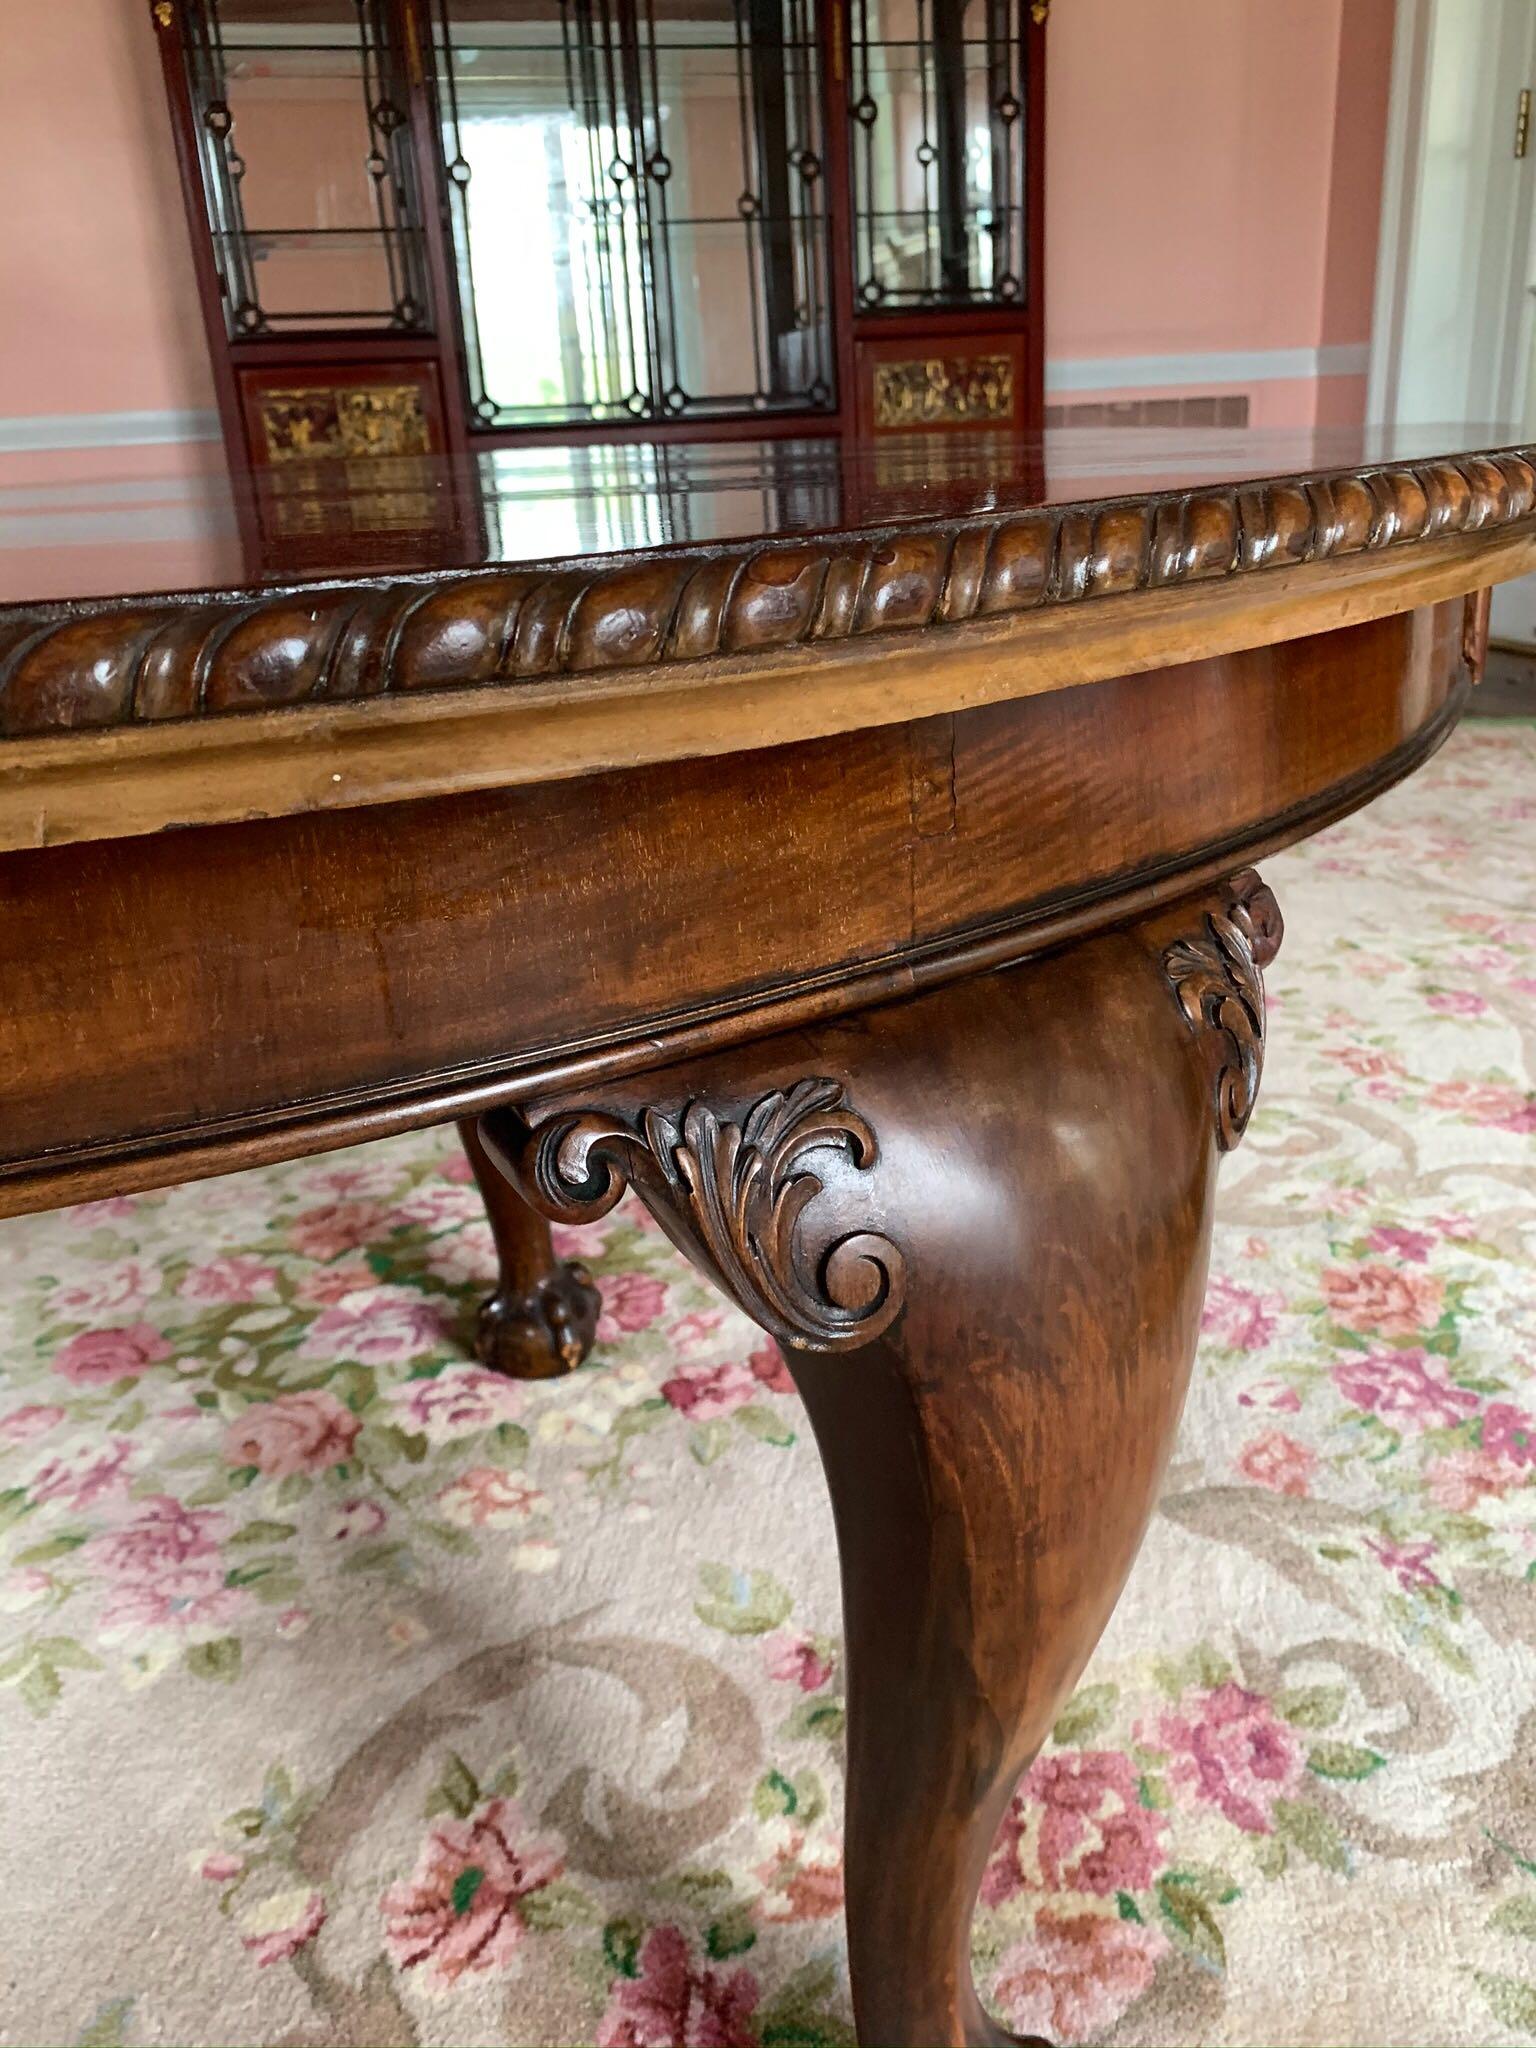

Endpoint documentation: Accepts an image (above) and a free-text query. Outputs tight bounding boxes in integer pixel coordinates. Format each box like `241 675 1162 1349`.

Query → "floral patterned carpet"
2 720 1534 2048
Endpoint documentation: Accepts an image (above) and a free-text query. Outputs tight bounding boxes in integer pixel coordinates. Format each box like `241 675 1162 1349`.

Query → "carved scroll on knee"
482 1078 906 1354
1164 867 1284 1151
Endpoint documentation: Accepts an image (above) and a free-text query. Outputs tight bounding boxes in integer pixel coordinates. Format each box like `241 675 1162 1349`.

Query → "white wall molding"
0 408 222 455
1045 344 1370 395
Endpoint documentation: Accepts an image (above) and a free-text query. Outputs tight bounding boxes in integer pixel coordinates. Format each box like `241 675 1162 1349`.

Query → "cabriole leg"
482 874 1281 2045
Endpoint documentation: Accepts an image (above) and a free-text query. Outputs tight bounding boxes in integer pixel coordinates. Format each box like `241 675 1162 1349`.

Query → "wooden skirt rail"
1 597 1466 1216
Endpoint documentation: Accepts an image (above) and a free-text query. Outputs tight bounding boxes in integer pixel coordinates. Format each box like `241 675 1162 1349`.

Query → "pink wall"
0 0 1395 454
1 0 215 426
1046 0 1395 423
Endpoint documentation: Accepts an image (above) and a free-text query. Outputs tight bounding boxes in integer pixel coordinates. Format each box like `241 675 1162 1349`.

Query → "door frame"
1367 0 1536 429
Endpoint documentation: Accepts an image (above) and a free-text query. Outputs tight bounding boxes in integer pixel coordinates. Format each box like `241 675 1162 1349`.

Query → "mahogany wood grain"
0 534 1516 860
482 875 1279 2046
0 607 1462 1214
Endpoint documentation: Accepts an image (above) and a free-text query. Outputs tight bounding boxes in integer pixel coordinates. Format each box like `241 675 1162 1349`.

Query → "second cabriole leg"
457 1116 600 1380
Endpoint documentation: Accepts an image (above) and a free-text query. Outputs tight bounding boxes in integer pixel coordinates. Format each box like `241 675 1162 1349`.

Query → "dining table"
2 422 1533 2047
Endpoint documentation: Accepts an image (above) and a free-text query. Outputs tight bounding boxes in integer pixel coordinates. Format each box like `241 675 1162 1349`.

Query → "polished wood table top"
3 424 1533 2045
2 424 1533 847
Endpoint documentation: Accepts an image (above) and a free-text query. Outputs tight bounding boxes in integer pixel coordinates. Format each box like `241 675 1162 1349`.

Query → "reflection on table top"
1 423 1529 606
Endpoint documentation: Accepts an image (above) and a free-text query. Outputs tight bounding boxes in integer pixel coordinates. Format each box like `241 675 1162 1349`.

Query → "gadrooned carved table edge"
0 445 1533 734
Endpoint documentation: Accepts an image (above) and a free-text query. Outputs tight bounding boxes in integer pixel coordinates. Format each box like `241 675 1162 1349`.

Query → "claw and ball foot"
458 1117 601 1379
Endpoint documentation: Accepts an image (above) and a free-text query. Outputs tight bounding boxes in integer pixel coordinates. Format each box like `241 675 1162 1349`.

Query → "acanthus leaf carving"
491 1077 906 1354
1165 868 1283 1151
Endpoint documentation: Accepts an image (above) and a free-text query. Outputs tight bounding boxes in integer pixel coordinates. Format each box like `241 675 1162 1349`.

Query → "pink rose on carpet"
754 1830 844 1921
1426 989 1488 1017
90 1494 225 1578
390 1182 482 1231
299 1286 450 1366
1331 1349 1477 1430
386 1366 524 1442
551 1218 611 1260
1321 1263 1444 1337
1150 1680 1303 1834
288 1200 389 1262
596 1924 760 2048
53 1323 173 1388
1364 1225 1435 1265
0 1404 66 1443
597 1271 669 1339
46 1259 160 1322
100 1571 242 1639
437 1149 475 1185
436 1468 546 1528
29 1436 137 1510
201 1852 244 1882
1427 1448 1522 1512
295 1259 377 1305
1325 1046 1405 1079
239 1888 326 1966
323 1497 388 1542
1201 1275 1280 1352
1426 1081 1536 1134
1482 1401 1536 1467
179 1255 280 1304
1365 1535 1442 1592
1237 1377 1301 1414
761 1629 834 1691
64 1195 136 1226
0 1567 53 1611
381 1797 564 1989
747 1342 794 1394
671 1310 725 1353
1235 1430 1316 1498
983 1752 1167 1905
305 1160 403 1200
661 1360 759 1421
990 1910 1166 2045
223 1390 361 1476
424 1228 495 1289
1431 1211 1476 1239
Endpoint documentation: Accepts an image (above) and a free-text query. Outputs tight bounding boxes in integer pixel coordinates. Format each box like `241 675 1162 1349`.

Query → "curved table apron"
1 437 1530 2048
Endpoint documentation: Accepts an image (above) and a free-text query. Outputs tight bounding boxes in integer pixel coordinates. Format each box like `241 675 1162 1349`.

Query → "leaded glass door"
429 0 836 431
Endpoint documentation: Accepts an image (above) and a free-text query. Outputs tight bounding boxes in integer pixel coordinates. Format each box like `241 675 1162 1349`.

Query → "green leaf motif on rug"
705 1904 757 1959
425 1751 481 1820
694 1562 793 1636
1276 1683 1347 1730
759 1956 857 2048
185 1637 242 1683
1473 1969 1536 2036
1306 1741 1387 1781
1273 1799 1350 1875
602 1914 645 1979
1052 1681 1119 1745
1491 1897 1536 1941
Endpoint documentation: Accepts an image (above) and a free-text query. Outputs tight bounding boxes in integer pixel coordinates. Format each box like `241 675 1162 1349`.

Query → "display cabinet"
150 0 1045 508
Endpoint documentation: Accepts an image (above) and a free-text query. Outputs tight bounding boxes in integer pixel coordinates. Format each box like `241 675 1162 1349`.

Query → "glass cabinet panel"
849 0 1030 309
178 0 432 334
430 1 834 429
